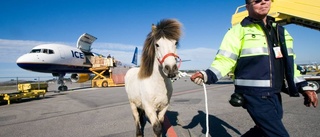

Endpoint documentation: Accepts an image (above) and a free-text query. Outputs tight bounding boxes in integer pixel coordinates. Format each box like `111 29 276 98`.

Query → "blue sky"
0 0 319 80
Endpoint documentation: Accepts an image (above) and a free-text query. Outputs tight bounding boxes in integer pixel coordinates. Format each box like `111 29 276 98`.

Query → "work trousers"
241 93 290 137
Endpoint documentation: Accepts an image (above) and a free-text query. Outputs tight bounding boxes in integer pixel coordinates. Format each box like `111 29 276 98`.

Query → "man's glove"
303 90 318 107
190 71 205 86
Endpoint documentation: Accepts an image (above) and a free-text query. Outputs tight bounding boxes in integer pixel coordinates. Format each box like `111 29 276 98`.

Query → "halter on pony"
157 52 182 68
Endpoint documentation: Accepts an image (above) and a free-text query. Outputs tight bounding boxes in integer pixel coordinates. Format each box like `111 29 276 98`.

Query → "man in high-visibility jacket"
191 0 318 136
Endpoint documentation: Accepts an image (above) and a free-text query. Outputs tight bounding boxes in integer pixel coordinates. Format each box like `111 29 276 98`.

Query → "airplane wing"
77 33 97 53
181 59 191 62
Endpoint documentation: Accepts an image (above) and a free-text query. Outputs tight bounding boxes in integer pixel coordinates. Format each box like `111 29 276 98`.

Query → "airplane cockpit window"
29 49 54 54
30 49 41 53
43 49 48 54
48 49 54 54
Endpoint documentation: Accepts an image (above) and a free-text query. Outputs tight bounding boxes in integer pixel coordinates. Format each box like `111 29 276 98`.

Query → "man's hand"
303 90 318 107
190 71 204 85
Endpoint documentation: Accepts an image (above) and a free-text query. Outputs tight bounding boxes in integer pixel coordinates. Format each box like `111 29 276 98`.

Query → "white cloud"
0 39 43 63
94 42 142 51
177 48 217 70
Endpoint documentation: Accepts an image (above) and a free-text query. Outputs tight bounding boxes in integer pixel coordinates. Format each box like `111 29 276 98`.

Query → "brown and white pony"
125 19 182 137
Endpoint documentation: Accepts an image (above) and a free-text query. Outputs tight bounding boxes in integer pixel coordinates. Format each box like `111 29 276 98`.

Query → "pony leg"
157 105 169 124
129 103 143 137
144 107 162 137
138 108 146 135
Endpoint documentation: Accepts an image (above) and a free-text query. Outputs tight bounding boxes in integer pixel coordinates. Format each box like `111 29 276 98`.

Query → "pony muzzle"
164 64 178 78
158 53 180 78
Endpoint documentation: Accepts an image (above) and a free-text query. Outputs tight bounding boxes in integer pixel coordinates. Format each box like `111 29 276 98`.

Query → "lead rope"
202 83 209 137
174 71 209 137
203 82 209 137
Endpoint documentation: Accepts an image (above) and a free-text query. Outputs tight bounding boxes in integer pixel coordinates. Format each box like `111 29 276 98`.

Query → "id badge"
273 47 283 58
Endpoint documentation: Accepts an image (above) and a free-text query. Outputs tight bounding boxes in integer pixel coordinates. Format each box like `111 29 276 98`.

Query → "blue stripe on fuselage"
17 63 91 73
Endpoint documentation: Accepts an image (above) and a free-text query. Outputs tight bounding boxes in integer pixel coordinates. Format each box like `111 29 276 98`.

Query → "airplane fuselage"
16 44 92 74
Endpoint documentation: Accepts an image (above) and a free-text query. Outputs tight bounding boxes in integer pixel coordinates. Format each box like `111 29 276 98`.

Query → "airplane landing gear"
57 73 68 92
58 85 68 91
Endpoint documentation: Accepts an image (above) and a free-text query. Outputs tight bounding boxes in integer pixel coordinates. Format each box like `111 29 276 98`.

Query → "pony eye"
155 44 159 47
175 41 179 45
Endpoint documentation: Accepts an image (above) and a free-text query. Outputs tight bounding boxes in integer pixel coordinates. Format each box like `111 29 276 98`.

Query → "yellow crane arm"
231 0 320 31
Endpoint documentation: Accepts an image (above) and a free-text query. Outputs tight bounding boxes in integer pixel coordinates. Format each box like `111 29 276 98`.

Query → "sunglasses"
250 0 270 4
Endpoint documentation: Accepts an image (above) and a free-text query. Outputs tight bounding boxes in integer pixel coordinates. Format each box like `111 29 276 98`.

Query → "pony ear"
151 24 156 36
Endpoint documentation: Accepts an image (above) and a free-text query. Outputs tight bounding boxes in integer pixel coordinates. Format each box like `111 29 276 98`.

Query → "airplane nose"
16 54 33 70
16 54 29 64
16 56 23 63
16 55 26 68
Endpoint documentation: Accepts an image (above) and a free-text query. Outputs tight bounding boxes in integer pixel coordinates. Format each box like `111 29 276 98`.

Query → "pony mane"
138 19 182 79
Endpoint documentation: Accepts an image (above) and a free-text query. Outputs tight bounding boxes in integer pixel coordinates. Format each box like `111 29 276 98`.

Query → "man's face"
246 0 271 19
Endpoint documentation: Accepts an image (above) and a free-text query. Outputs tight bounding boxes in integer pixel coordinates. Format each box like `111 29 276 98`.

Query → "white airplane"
16 33 137 91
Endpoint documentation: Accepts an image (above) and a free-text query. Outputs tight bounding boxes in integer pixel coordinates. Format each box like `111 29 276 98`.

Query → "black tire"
102 81 108 87
58 86 62 91
58 86 68 91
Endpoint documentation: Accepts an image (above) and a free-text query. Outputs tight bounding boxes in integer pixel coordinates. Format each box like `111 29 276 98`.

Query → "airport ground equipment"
90 56 127 88
0 83 48 105
232 0 320 31
232 0 320 93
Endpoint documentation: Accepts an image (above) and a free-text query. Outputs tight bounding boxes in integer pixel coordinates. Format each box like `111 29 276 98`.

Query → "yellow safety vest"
205 17 307 96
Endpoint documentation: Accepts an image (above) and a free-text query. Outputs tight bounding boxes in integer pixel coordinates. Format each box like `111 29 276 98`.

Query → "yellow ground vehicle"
90 56 128 88
90 67 126 87
0 83 47 105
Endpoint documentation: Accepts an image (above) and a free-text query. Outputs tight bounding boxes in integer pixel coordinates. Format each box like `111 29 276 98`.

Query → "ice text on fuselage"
71 50 84 59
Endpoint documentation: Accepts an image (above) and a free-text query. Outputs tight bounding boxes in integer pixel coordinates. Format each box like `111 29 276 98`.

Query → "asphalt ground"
0 77 319 137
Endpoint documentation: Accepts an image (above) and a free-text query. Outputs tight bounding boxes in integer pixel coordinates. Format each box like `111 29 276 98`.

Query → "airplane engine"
70 73 91 83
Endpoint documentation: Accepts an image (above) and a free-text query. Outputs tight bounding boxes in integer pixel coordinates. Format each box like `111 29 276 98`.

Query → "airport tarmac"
0 77 319 137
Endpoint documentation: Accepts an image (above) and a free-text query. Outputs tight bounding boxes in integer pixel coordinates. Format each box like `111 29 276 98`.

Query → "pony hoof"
153 124 162 137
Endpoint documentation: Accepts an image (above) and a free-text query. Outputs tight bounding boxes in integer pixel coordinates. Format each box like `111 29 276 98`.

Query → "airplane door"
58 47 66 59
77 33 97 52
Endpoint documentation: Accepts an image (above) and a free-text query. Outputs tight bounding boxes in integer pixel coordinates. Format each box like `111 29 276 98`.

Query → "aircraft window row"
30 49 54 54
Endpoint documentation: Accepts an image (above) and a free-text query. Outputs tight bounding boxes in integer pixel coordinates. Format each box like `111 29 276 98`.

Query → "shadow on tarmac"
164 111 181 137
182 110 241 137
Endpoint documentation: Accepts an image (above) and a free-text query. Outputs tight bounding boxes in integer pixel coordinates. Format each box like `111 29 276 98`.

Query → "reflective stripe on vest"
209 67 223 79
287 48 294 55
239 47 292 56
234 79 271 87
294 76 305 83
241 47 268 56
217 50 238 61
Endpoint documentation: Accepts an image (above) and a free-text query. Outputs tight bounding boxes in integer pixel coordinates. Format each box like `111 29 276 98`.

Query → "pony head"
139 19 182 79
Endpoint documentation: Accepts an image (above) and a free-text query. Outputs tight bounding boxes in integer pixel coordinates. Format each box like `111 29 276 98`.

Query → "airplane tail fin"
131 47 138 65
